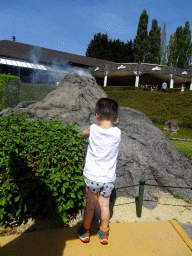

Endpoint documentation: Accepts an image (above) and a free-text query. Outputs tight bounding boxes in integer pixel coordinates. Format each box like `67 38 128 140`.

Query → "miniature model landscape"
0 72 192 237
1 72 192 209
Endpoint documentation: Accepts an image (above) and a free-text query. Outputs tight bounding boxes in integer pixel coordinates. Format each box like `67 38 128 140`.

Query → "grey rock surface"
0 72 192 211
84 107 192 211
0 72 107 123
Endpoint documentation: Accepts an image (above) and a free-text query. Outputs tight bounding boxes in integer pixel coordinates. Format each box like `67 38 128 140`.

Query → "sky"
0 0 192 58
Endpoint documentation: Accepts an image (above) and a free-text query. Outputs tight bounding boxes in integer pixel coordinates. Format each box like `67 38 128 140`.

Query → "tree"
123 40 134 63
133 9 149 63
86 32 134 63
183 21 192 68
167 21 192 68
160 23 167 65
107 39 134 63
167 33 177 66
85 32 110 60
108 38 124 62
175 25 185 68
148 19 161 64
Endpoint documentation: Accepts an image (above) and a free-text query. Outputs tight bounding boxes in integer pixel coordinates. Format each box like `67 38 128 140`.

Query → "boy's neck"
98 120 113 129
95 113 117 129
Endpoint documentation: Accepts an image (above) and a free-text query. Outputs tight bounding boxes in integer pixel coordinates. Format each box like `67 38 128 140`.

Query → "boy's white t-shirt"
83 124 121 183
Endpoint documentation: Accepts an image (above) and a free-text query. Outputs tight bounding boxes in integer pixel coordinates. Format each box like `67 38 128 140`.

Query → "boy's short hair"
95 98 119 122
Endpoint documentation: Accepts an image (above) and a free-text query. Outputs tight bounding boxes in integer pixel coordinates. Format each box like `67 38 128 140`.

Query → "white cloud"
91 11 131 36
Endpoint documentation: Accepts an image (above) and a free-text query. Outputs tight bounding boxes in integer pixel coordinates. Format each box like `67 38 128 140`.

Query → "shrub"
101 86 146 92
0 73 21 111
167 88 181 93
0 111 87 227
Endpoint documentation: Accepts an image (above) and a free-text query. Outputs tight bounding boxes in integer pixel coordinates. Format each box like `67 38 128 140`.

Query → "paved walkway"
0 220 191 255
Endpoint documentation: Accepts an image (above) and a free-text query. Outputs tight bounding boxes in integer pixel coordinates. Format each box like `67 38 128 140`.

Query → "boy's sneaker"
97 226 109 245
77 225 90 243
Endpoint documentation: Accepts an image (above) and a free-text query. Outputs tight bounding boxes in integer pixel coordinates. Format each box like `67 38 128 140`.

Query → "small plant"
184 199 191 204
152 195 159 203
173 194 183 200
173 194 191 205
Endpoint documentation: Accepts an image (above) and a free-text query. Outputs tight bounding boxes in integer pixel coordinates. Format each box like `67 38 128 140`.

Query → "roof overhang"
0 57 67 73
90 63 192 85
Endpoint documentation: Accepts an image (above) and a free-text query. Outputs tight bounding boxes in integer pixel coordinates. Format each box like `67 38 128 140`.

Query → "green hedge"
0 111 87 227
166 88 182 93
0 73 21 111
99 86 150 92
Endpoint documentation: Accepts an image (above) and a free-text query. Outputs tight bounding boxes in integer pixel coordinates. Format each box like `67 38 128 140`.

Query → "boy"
77 98 121 245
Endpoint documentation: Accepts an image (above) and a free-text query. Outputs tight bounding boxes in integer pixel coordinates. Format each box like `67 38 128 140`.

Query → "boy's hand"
82 127 90 138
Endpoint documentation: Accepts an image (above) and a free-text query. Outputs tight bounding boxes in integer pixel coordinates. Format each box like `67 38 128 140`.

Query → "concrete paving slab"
0 220 191 256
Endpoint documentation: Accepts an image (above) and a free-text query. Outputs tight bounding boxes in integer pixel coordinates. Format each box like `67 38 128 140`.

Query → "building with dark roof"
91 62 192 89
0 39 115 84
0 39 191 89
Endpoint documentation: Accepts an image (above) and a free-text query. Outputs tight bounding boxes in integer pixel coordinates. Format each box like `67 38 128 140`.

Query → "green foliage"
152 122 192 140
183 21 192 68
133 9 149 63
0 82 56 112
166 88 181 93
85 32 110 60
148 19 161 64
101 86 150 93
122 40 134 63
160 23 167 65
108 39 134 63
104 88 192 128
171 141 192 158
0 74 20 111
167 21 192 68
0 111 87 227
86 13 191 66
85 32 134 63
167 33 178 66
19 83 55 102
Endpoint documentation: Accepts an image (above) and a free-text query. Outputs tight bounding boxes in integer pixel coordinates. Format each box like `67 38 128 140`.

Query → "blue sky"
0 0 192 57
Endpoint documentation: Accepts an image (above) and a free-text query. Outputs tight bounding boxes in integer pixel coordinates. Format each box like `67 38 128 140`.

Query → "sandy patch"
0 189 191 236
110 191 192 224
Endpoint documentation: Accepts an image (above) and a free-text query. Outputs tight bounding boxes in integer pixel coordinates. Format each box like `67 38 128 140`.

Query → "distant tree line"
85 9 192 69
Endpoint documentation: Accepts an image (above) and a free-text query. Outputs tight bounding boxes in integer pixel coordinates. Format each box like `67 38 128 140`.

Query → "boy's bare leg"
83 186 98 226
98 194 110 229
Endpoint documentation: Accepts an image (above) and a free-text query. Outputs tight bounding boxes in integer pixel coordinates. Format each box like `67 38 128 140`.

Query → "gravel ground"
0 186 192 240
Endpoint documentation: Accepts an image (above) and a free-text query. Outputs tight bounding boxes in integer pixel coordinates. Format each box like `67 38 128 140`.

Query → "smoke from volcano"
29 46 93 85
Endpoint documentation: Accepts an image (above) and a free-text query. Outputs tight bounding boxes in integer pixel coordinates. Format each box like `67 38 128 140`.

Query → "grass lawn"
104 89 192 159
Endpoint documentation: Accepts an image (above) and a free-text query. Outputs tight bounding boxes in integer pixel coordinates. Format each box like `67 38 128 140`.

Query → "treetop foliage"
160 23 167 65
85 32 134 63
85 10 192 69
167 21 192 68
133 9 149 63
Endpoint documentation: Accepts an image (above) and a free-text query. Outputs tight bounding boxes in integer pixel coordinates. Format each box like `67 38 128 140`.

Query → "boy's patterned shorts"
84 176 115 197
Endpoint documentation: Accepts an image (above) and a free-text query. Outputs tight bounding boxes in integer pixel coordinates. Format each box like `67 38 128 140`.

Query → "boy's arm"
82 127 90 138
